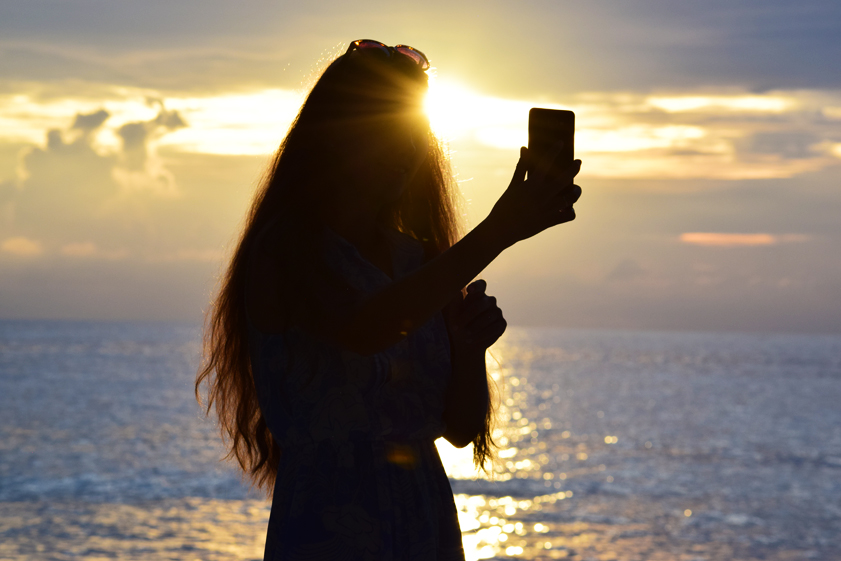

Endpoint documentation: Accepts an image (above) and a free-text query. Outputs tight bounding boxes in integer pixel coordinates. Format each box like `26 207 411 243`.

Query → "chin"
378 177 409 204
383 190 406 205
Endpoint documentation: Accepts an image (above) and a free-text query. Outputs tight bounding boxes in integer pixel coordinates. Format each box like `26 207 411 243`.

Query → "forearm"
329 219 508 356
442 345 490 448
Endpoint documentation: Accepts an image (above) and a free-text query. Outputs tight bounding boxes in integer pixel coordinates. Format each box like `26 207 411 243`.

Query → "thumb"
510 146 528 185
443 291 466 330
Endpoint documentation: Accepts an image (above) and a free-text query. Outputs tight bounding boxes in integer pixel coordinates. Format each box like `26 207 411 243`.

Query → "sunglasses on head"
345 39 430 71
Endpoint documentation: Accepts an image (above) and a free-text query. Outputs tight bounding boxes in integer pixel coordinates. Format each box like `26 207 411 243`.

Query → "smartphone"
528 108 575 179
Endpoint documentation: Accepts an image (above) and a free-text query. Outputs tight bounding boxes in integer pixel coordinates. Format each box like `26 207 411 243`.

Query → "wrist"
473 217 513 256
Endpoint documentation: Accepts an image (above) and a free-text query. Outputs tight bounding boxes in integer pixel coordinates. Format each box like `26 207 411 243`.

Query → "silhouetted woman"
197 39 582 560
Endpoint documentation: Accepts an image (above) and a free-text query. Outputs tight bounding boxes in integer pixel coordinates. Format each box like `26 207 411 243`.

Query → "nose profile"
394 125 418 162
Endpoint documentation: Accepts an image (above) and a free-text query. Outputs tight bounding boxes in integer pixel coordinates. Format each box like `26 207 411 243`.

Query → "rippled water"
1 320 840 560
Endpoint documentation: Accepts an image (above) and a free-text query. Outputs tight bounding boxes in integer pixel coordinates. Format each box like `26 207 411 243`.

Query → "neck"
321 189 384 252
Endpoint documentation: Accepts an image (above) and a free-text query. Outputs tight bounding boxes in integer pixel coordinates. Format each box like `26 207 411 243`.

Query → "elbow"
442 400 488 449
445 434 473 449
443 423 483 449
457 434 479 449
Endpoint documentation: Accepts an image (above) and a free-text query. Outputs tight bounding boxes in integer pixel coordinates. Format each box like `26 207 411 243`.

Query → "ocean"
1 320 840 560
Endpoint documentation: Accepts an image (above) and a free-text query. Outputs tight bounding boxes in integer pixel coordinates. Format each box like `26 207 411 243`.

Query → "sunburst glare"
424 79 540 147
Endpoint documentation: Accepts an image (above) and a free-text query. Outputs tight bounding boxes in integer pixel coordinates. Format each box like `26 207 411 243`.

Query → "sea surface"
1 320 840 560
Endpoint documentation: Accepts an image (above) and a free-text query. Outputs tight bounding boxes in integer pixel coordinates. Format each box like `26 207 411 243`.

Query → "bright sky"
1 0 839 333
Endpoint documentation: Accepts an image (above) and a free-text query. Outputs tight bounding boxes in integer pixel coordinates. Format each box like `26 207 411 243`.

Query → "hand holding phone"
484 108 582 247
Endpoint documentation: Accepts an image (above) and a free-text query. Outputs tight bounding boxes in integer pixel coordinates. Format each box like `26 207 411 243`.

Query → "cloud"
1 104 191 254
118 103 186 170
72 109 109 132
60 241 96 256
560 90 841 180
606 259 646 282
646 95 796 113
741 131 823 160
679 233 811 247
60 241 128 260
14 119 120 239
3 82 840 180
0 179 16 203
2 0 841 96
151 248 226 262
1 236 43 256
426 84 841 180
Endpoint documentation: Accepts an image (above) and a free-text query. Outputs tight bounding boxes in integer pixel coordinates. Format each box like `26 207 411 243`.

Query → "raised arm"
322 148 582 356
323 219 507 356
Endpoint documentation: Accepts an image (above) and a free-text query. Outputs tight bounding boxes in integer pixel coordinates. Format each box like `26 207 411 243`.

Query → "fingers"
465 316 507 347
552 159 582 185
452 280 501 330
465 306 504 333
531 158 582 206
452 280 507 347
529 145 558 185
554 207 576 225
537 190 578 229
567 183 583 205
533 182 580 231
462 292 496 321
548 183 582 209
461 280 488 316
466 279 487 295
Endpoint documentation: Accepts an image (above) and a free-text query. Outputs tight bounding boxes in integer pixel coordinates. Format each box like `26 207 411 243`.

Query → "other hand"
444 279 507 353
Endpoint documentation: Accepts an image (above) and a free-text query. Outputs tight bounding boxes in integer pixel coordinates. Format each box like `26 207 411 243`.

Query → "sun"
424 78 531 149
424 79 486 140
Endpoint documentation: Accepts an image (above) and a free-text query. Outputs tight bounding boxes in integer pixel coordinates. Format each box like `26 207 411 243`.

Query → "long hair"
196 47 497 496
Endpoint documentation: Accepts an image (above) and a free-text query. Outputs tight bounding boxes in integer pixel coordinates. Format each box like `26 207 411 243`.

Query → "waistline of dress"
277 434 444 448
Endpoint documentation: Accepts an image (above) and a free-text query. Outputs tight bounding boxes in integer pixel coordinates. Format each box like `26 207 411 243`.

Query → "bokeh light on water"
434 330 841 560
2 321 841 560
436 341 582 560
0 499 271 560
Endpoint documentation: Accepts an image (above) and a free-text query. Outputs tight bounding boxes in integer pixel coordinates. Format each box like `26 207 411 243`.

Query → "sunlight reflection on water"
0 499 271 561
437 330 841 560
3 323 841 560
435 341 574 560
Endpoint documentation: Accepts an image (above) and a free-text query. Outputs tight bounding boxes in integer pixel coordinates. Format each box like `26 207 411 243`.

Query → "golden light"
2 85 839 181
424 79 545 147
162 89 304 155
576 124 706 153
680 233 778 247
1 237 43 257
0 90 162 150
647 94 797 113
435 437 483 480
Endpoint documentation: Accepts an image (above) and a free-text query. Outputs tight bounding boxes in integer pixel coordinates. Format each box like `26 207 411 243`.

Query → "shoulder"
249 221 358 335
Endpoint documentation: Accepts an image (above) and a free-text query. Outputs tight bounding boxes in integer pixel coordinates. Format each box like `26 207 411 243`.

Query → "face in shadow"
331 104 430 208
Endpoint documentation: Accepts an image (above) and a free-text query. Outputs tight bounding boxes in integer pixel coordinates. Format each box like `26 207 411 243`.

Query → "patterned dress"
247 224 466 561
